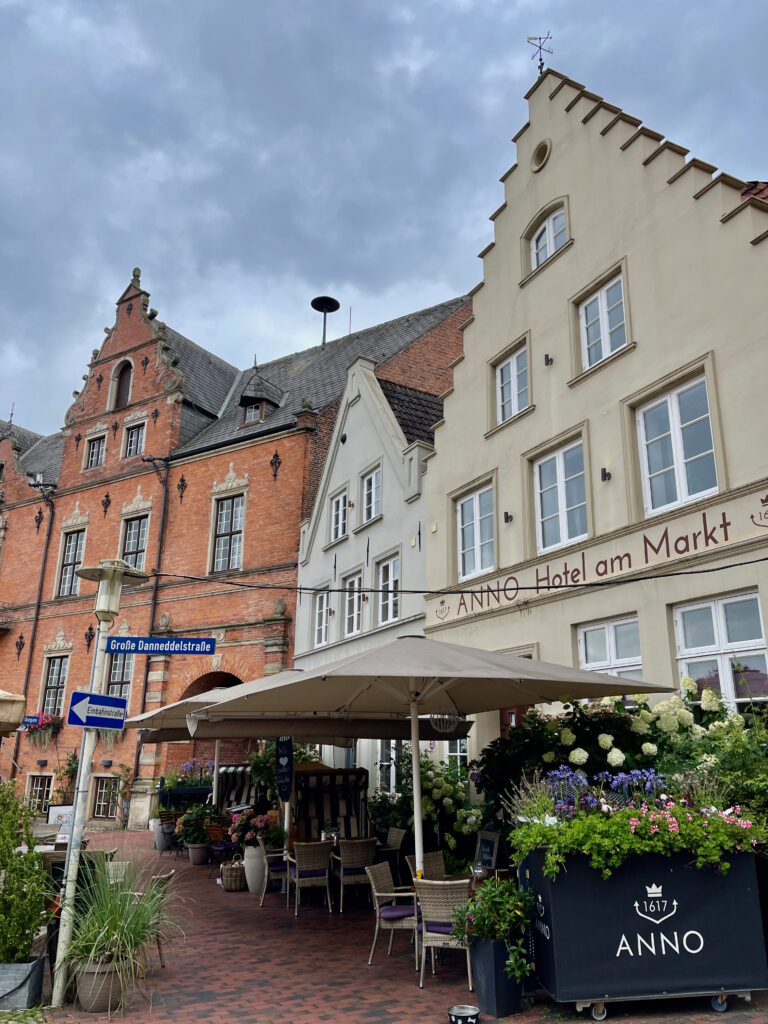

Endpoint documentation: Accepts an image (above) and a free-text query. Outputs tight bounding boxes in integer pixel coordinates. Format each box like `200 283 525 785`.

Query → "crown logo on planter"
645 883 663 898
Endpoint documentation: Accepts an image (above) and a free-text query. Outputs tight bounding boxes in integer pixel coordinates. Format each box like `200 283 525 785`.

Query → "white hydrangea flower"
560 728 576 746
676 708 695 727
542 751 555 763
443 797 454 808
691 724 707 738
657 713 679 734
569 747 589 765
632 694 650 706
708 720 727 735
641 742 658 757
599 696 618 707
681 676 698 697
732 715 745 731
546 719 560 732
607 747 625 767
630 719 650 735
700 688 721 712
697 753 718 771
598 733 614 750
467 814 476 826
639 709 655 724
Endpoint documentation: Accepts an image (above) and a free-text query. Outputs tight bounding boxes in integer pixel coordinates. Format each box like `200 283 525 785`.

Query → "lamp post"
51 559 148 1007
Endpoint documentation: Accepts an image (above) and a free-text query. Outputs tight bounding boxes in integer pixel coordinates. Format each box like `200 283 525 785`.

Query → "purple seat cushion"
417 920 453 935
340 866 367 876
269 862 287 873
379 904 415 921
289 864 327 878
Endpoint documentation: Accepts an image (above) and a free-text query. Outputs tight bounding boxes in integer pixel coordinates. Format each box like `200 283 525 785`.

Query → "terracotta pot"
76 962 123 1014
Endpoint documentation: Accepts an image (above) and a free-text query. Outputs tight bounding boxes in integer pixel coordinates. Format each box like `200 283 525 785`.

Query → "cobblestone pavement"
39 830 768 1024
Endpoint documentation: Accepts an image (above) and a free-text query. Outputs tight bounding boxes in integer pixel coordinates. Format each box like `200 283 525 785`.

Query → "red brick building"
0 269 469 827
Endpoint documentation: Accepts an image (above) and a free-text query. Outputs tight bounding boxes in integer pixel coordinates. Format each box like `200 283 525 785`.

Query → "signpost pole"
51 559 147 1008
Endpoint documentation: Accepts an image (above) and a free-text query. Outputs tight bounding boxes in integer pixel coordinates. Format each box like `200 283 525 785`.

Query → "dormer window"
243 402 263 425
115 363 132 410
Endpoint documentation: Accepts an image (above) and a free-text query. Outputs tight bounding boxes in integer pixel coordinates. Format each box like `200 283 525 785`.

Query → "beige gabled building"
424 70 768 759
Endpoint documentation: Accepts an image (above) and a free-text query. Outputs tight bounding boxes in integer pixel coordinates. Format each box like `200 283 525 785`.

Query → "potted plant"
178 804 210 865
25 714 63 752
452 877 534 1017
228 810 286 894
506 767 768 1014
0 782 51 1009
64 859 179 1014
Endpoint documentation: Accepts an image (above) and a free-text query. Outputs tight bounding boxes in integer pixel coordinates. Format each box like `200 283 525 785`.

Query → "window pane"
584 627 607 664
677 381 709 425
606 279 623 308
643 402 670 442
538 456 557 490
614 620 641 660
564 473 585 509
724 598 762 644
608 322 626 351
478 488 493 518
542 517 560 548
681 418 713 461
563 444 583 478
649 469 677 509
681 606 716 649
685 452 716 496
731 654 768 700
685 659 721 697
646 435 674 475
566 505 587 538
230 533 242 569
539 486 558 519
616 668 643 680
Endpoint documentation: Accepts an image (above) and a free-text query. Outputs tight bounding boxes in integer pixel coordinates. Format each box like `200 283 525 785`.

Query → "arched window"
530 207 566 268
115 363 132 410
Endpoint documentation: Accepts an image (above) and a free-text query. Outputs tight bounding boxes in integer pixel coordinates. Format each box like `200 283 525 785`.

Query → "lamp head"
76 558 149 621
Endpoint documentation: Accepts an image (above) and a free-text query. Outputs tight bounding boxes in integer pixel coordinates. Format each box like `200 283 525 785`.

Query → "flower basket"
220 855 247 892
25 715 62 752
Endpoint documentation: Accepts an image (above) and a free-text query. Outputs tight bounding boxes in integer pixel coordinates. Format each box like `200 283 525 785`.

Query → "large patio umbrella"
191 634 674 874
0 689 26 737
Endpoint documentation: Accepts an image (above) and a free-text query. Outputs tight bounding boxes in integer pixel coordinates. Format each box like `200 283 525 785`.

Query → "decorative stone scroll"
61 501 89 530
212 462 249 496
124 409 148 426
85 421 109 437
44 627 73 654
122 486 152 517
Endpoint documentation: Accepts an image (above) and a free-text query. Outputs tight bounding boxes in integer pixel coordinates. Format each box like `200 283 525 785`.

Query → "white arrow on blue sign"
67 691 128 730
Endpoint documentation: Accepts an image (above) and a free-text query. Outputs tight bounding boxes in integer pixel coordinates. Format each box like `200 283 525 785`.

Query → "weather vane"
527 32 553 76
6 402 14 427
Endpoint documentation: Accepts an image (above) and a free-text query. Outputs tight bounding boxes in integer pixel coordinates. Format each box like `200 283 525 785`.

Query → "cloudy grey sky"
1 0 766 436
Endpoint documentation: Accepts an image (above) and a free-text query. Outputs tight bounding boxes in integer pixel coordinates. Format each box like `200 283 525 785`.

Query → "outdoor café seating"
364 861 419 968
414 878 473 990
286 839 334 917
405 850 446 882
374 825 407 883
331 837 377 913
258 836 287 907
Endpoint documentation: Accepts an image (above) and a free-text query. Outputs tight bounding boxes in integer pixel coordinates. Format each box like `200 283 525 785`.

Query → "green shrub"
0 782 51 962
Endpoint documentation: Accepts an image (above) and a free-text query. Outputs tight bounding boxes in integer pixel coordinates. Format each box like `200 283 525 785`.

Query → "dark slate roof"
0 419 43 454
163 326 239 417
172 296 467 458
19 433 65 484
379 380 444 446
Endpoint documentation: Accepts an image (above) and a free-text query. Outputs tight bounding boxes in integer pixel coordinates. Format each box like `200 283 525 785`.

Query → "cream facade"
424 71 768 761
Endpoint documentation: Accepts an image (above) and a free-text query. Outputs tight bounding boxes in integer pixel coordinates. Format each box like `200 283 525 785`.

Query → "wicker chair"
375 826 407 883
364 861 419 968
405 850 446 882
414 878 473 990
331 837 377 913
286 840 334 917
206 823 240 878
258 836 288 907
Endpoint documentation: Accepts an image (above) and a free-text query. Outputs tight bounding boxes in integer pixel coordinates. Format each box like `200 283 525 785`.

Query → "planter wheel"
590 1003 608 1021
711 995 729 1013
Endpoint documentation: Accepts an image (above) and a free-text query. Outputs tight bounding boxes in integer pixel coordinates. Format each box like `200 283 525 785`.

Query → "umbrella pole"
212 738 220 808
410 699 424 877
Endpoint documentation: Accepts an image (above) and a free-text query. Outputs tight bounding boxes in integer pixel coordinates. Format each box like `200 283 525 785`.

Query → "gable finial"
527 32 553 76
6 402 14 427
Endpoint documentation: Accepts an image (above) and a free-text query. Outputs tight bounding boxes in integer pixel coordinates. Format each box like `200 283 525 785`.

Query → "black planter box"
521 849 768 1006
469 938 523 1018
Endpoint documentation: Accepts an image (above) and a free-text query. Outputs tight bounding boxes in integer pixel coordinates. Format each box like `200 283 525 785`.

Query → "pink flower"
650 825 659 834
245 831 255 840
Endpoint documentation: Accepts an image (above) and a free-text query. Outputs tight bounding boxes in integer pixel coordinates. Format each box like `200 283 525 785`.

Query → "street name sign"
105 636 216 655
23 715 40 726
67 692 128 730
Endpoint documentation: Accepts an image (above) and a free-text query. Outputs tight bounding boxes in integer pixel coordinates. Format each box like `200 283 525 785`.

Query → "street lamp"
51 558 148 1007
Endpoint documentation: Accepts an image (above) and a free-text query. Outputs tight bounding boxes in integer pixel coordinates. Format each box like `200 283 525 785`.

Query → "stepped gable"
378 379 443 446
172 295 468 458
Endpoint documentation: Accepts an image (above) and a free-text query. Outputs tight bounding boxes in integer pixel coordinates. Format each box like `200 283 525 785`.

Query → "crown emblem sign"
645 883 663 898
761 494 768 506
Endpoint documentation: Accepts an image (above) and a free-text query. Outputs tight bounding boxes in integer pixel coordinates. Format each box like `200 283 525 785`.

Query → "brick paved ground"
40 830 768 1024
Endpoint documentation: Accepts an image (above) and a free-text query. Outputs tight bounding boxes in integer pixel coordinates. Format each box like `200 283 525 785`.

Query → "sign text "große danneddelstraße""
105 636 216 655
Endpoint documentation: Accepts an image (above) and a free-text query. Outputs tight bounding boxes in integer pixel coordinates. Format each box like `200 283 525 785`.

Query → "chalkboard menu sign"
275 736 294 802
474 830 499 870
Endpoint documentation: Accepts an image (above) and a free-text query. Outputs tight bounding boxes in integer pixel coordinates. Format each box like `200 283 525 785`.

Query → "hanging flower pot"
25 715 62 752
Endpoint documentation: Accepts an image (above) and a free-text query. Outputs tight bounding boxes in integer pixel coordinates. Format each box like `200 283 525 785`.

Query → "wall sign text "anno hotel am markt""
428 487 768 626
105 636 216 655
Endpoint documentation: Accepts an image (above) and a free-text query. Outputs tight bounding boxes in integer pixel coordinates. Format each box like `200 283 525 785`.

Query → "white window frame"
377 738 403 794
530 207 567 269
636 376 718 517
124 423 145 458
212 494 244 572
496 346 529 425
330 491 348 542
578 616 643 679
28 775 53 814
456 485 495 582
121 515 149 571
93 776 119 819
674 592 767 710
361 468 381 523
108 652 134 701
314 589 330 647
578 275 626 369
534 440 587 555
42 656 68 715
85 435 106 469
243 402 262 424
447 738 468 771
343 572 363 638
58 529 85 596
376 555 400 626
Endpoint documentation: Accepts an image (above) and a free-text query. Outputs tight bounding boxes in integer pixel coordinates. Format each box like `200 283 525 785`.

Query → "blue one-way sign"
67 692 128 730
